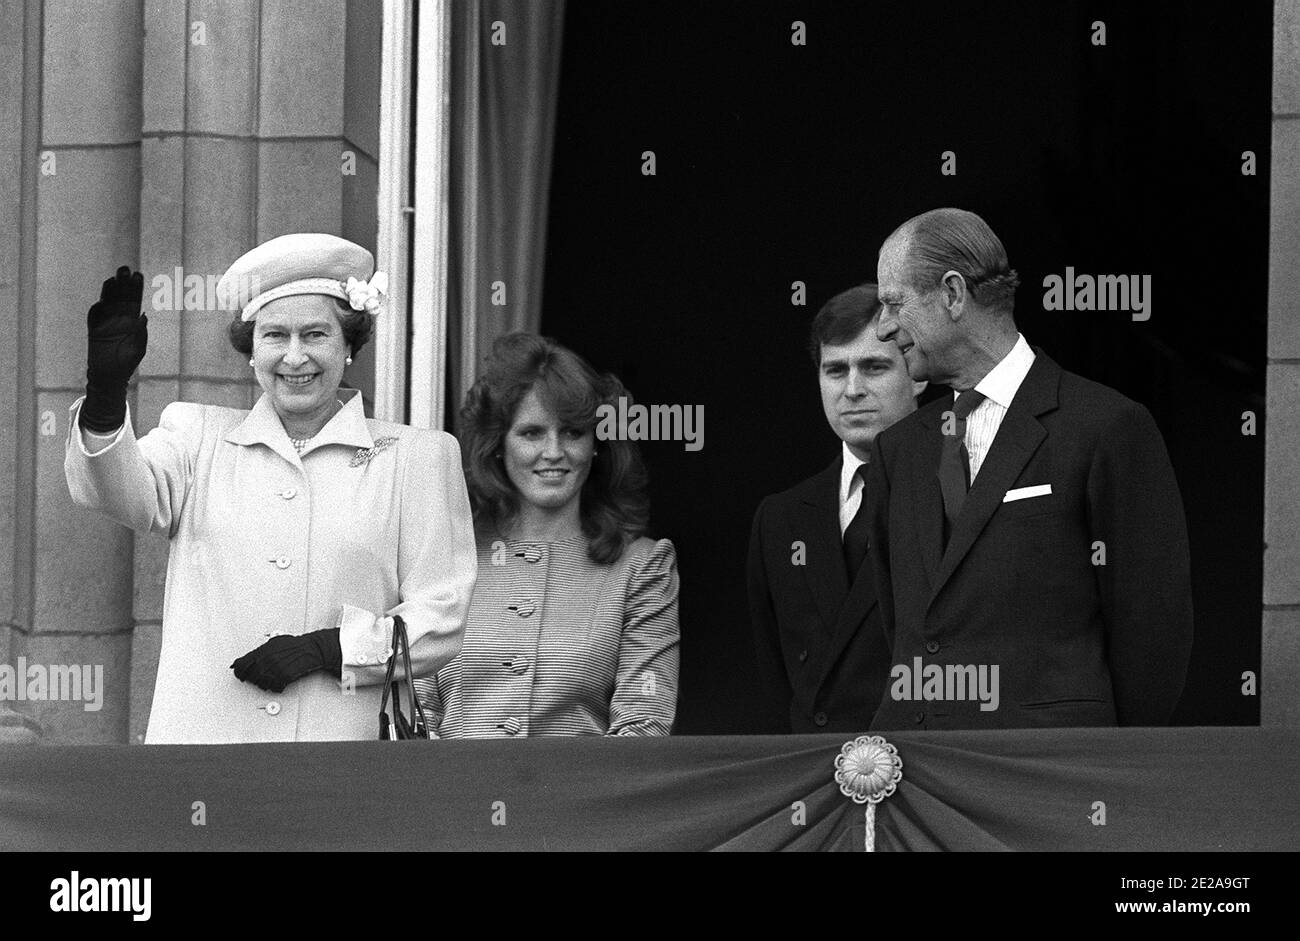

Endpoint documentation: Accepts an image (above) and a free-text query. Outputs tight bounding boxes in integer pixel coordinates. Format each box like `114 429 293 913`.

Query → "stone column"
0 0 28 740
1266 2 1300 726
14 0 143 743
4 0 378 743
127 0 355 741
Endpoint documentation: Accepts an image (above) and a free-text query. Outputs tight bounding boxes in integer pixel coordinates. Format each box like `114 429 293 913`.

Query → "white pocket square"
1003 484 1052 503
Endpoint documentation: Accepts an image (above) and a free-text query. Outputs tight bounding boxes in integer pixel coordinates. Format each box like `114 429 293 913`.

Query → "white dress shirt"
839 441 869 535
965 333 1036 482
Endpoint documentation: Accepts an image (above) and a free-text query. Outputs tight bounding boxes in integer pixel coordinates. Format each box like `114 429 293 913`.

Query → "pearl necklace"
286 399 346 455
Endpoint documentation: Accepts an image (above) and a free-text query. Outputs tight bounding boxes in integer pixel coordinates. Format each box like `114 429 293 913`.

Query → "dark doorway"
542 0 1269 731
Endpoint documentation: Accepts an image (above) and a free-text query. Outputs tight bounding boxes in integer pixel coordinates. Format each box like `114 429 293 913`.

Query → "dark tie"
843 464 870 580
937 389 987 547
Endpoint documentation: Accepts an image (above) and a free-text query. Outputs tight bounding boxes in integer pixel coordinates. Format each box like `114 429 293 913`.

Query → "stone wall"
1266 3 1300 726
3 0 380 743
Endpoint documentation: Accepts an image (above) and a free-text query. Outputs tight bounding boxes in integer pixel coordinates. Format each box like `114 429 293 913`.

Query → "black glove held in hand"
81 266 148 433
231 629 344 694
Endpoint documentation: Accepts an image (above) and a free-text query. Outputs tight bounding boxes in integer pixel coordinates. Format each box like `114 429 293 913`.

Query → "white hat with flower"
216 232 389 322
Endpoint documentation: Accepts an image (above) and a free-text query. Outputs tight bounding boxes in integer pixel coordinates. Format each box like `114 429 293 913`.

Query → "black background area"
541 0 1269 731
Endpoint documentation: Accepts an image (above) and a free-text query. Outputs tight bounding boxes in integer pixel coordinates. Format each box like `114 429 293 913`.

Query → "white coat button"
280 488 297 499
265 701 281 716
273 557 291 569
356 654 368 664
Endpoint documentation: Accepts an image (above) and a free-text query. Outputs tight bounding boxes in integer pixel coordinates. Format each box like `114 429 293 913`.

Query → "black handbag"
379 615 431 740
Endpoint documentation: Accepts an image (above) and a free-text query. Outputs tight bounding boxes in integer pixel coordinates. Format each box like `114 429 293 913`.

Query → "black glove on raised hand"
80 266 148 433
231 629 344 694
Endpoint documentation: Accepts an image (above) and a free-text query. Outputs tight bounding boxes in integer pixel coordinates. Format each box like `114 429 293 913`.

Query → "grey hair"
888 208 1020 315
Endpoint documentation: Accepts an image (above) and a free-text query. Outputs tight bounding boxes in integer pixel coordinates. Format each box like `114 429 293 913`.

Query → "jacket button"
914 711 925 724
925 640 940 654
498 717 522 735
798 649 808 663
265 701 281 716
280 488 297 499
272 557 291 569
813 712 828 727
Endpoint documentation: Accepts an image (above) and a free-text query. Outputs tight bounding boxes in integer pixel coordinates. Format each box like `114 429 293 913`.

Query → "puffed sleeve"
335 430 477 687
64 398 203 539
607 538 680 736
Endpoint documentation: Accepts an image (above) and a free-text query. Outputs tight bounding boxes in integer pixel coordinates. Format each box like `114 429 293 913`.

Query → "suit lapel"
813 537 878 693
794 459 849 634
806 457 879 694
928 352 1061 606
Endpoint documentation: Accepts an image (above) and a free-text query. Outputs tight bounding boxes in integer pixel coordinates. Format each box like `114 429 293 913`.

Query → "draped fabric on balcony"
1 728 1296 851
446 0 566 425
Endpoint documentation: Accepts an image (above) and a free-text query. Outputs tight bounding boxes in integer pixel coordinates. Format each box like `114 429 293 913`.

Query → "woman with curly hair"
415 332 679 737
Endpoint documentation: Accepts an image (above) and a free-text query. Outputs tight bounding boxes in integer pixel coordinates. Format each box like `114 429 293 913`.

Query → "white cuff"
337 604 395 668
67 398 129 457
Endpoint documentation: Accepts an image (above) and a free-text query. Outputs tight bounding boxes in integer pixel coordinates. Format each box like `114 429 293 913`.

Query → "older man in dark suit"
866 208 1193 730
748 285 925 733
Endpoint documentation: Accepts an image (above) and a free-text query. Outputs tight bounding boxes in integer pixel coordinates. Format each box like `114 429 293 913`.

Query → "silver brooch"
834 735 902 805
350 435 399 467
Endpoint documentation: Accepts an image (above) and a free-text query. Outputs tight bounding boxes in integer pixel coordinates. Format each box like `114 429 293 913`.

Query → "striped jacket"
414 534 679 737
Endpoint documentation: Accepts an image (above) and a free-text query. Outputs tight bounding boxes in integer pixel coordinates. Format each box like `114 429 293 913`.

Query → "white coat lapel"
224 393 302 466
223 390 374 463
308 390 374 454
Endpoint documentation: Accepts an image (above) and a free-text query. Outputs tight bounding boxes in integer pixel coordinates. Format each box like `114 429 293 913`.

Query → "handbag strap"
378 617 402 717
393 615 431 736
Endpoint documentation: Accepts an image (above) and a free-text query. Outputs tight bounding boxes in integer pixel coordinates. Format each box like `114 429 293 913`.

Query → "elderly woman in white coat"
64 234 476 744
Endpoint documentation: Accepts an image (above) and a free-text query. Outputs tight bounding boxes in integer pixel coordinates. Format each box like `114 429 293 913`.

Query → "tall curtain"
447 0 565 427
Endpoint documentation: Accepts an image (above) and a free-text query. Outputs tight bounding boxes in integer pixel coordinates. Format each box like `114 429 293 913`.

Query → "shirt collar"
839 441 869 506
225 388 373 459
973 333 1036 409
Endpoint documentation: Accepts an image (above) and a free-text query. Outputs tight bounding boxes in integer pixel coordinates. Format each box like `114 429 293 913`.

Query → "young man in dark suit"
748 285 926 733
868 208 1193 730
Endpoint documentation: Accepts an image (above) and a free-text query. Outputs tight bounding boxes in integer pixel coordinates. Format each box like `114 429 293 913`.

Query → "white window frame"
375 0 451 428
